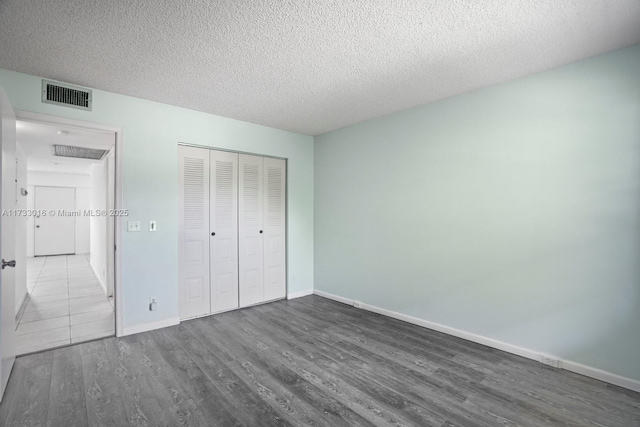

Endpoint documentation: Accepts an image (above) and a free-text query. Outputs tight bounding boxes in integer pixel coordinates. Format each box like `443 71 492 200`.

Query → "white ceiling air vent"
42 79 92 111
53 144 108 160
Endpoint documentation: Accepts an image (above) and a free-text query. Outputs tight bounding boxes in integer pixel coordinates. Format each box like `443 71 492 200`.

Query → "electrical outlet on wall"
127 221 141 232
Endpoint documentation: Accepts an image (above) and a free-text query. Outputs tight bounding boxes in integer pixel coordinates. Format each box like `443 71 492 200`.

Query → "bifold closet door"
238 154 264 307
239 155 287 306
263 157 286 301
209 150 239 313
178 145 211 319
180 148 286 317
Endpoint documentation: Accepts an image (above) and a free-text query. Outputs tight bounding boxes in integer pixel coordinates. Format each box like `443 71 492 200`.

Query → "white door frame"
16 110 125 337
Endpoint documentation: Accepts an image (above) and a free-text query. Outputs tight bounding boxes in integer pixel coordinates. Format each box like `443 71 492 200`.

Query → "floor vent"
42 80 92 111
53 144 108 160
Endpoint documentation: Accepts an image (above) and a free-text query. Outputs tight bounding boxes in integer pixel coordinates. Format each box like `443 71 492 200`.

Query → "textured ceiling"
1 1 639 136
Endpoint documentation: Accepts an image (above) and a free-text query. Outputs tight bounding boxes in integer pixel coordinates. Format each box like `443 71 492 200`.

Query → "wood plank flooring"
0 295 638 426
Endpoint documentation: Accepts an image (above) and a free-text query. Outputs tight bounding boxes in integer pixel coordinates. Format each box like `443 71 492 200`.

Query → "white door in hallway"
34 186 76 256
0 88 17 401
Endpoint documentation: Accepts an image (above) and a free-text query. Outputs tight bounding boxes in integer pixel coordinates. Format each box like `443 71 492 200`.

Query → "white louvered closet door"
238 154 265 307
209 150 239 313
178 146 211 319
263 157 287 301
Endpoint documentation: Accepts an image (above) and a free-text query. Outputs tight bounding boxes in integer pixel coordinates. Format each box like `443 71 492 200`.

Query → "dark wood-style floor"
0 295 638 426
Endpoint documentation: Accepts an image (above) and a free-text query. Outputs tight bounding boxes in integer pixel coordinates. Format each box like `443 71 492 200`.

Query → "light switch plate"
127 221 141 232
149 220 157 232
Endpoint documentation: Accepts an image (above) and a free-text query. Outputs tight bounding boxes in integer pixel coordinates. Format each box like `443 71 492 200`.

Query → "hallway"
15 255 114 354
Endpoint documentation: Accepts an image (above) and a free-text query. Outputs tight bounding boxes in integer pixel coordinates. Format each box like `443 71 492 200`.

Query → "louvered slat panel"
239 154 264 307
262 156 286 301
46 84 91 106
267 166 282 226
215 160 234 228
42 80 92 110
242 163 260 227
183 157 205 229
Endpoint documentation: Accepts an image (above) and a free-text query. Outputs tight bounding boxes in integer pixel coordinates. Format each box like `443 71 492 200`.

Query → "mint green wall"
0 69 314 330
315 45 640 381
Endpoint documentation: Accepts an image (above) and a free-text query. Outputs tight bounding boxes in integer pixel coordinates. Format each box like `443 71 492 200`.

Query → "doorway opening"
13 117 117 354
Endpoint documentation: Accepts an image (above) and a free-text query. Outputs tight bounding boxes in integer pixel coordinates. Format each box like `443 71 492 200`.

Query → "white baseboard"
89 261 108 295
561 360 640 393
313 290 356 306
313 290 640 393
15 290 29 322
121 317 180 337
287 289 314 300
358 300 542 362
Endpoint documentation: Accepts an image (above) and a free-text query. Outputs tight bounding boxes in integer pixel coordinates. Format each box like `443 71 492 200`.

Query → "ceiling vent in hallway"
53 144 108 160
42 80 92 111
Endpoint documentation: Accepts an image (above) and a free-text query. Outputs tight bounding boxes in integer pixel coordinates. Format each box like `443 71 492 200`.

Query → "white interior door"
238 154 264 307
0 88 16 401
34 186 76 256
179 145 211 319
263 157 286 301
210 150 239 313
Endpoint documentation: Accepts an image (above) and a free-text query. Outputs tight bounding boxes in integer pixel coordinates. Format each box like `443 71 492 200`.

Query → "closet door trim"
178 142 287 161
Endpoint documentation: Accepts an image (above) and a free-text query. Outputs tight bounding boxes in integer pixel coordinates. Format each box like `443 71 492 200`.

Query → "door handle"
36 225 40 228
2 259 16 269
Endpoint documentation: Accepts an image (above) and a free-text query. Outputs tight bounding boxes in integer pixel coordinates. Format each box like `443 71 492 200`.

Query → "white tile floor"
16 254 114 355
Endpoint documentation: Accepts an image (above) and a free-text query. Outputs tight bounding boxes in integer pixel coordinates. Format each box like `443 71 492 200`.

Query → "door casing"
16 110 124 337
